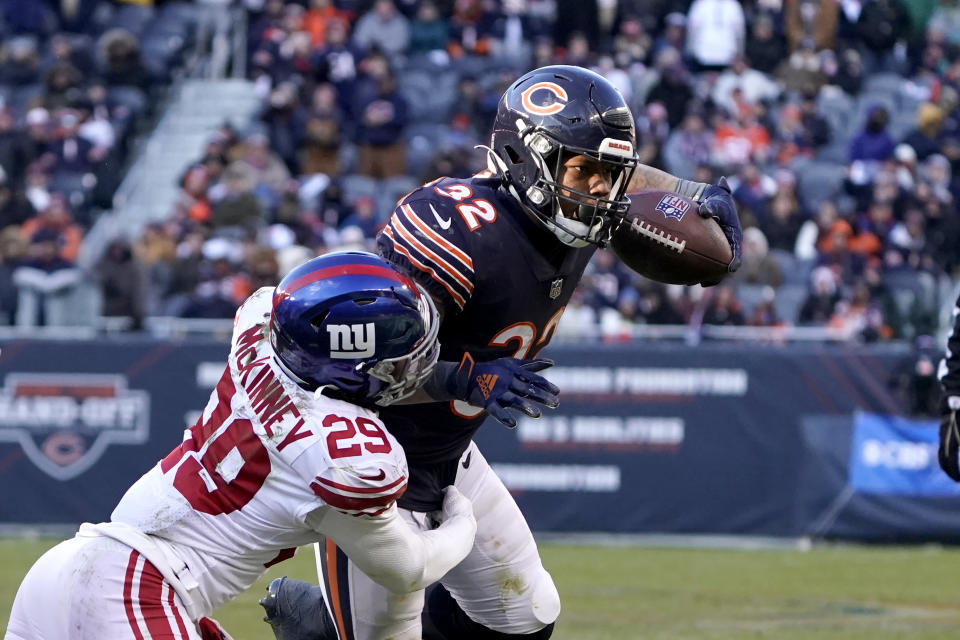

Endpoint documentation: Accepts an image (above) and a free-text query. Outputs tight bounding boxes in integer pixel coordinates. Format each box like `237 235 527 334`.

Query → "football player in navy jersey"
263 65 742 640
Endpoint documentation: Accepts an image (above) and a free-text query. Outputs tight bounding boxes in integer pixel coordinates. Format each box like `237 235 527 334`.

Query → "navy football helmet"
270 252 440 406
489 65 640 247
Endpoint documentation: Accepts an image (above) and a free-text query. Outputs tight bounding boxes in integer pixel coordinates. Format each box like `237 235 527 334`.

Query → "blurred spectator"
730 162 776 225
48 108 104 178
408 1 450 55
798 93 831 148
175 165 213 225
732 226 782 287
745 14 784 74
645 51 693 129
12 227 81 326
301 0 351 48
799 265 841 324
354 65 409 178
560 31 594 68
98 29 150 89
21 194 82 261
831 278 894 341
785 0 838 53
0 36 41 85
775 43 828 96
631 282 686 325
701 284 746 325
308 17 362 95
662 111 713 178
855 0 911 62
134 222 177 315
685 0 744 71
762 191 805 253
352 0 411 59
650 12 685 61
747 286 780 327
94 238 146 330
816 216 864 281
848 105 895 186
42 61 82 111
796 199 839 259
554 0 600 50
339 195 382 238
901 102 946 161
614 16 652 66
210 164 264 231
232 132 292 195
712 105 771 168
0 170 36 229
300 83 343 176
712 54 780 117
245 244 280 292
849 199 894 260
0 225 27 324
261 82 306 174
635 101 669 166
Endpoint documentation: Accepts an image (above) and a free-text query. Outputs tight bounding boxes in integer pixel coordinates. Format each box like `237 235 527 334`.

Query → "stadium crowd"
1 0 959 342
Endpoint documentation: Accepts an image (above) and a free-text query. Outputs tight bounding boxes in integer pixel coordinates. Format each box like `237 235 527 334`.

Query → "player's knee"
526 570 561 628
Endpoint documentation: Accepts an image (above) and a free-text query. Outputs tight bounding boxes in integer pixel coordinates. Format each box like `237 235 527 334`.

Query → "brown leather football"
610 190 732 285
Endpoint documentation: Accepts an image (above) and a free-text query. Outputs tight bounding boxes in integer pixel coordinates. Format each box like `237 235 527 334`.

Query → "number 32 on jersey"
434 183 497 232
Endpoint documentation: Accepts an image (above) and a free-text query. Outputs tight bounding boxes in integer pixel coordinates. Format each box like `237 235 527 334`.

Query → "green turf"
3 537 960 639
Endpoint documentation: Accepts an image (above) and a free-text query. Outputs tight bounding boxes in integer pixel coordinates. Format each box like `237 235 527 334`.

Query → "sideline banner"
3 338 958 540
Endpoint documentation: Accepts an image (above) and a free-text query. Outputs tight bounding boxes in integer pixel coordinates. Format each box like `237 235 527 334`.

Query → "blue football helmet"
270 251 440 406
489 65 640 247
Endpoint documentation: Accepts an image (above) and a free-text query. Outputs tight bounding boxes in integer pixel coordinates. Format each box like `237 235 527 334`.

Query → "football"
609 189 732 286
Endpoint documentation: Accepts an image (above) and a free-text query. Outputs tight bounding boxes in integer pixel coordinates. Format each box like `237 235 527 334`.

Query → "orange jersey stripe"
393 211 474 293
400 204 474 270
326 540 349 640
382 226 467 309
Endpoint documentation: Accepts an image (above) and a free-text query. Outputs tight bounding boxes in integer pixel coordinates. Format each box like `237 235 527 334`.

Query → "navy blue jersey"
377 173 596 510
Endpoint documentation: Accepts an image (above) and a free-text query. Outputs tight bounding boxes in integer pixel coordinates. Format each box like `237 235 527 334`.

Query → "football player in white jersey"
4 251 479 640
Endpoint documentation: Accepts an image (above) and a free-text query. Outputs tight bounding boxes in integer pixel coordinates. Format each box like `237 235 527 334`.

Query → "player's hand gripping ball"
610 188 734 286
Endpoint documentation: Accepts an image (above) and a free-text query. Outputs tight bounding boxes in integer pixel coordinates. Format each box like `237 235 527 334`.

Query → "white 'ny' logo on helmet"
327 323 375 358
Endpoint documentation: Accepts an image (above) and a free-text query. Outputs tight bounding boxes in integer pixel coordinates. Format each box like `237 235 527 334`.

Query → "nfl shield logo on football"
549 278 563 299
656 195 689 221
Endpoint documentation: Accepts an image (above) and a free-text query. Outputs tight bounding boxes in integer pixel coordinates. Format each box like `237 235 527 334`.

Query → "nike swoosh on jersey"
359 468 386 481
429 203 452 230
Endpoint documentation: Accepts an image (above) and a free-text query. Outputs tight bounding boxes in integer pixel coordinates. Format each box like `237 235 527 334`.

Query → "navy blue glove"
260 577 336 640
939 394 960 482
451 353 560 428
698 176 742 276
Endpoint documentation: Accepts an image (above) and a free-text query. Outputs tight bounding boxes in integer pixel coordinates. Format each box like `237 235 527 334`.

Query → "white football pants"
317 441 561 640
5 535 203 640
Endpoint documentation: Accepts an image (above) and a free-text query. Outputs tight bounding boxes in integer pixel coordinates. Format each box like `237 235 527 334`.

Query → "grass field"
3 537 960 639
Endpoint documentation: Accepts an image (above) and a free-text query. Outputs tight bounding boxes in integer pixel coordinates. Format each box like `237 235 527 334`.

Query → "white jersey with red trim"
110 287 408 617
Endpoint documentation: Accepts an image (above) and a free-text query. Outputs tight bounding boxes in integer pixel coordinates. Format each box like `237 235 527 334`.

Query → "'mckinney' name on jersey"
234 324 314 451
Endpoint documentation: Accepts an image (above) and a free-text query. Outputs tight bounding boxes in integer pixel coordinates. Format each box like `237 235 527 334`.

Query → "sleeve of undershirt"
306 503 475 594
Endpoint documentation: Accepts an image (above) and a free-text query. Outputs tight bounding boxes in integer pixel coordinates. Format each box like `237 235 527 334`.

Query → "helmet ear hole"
504 144 522 164
309 310 329 328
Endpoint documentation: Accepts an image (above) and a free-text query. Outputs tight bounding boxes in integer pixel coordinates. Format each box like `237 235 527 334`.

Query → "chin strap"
484 146 597 247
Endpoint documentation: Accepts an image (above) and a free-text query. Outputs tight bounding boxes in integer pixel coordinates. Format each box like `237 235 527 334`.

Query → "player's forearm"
319 505 475 593
627 164 682 193
395 360 460 404
628 165 712 202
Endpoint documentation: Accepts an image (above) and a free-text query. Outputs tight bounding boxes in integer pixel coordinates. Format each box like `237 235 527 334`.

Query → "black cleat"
259 577 338 640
